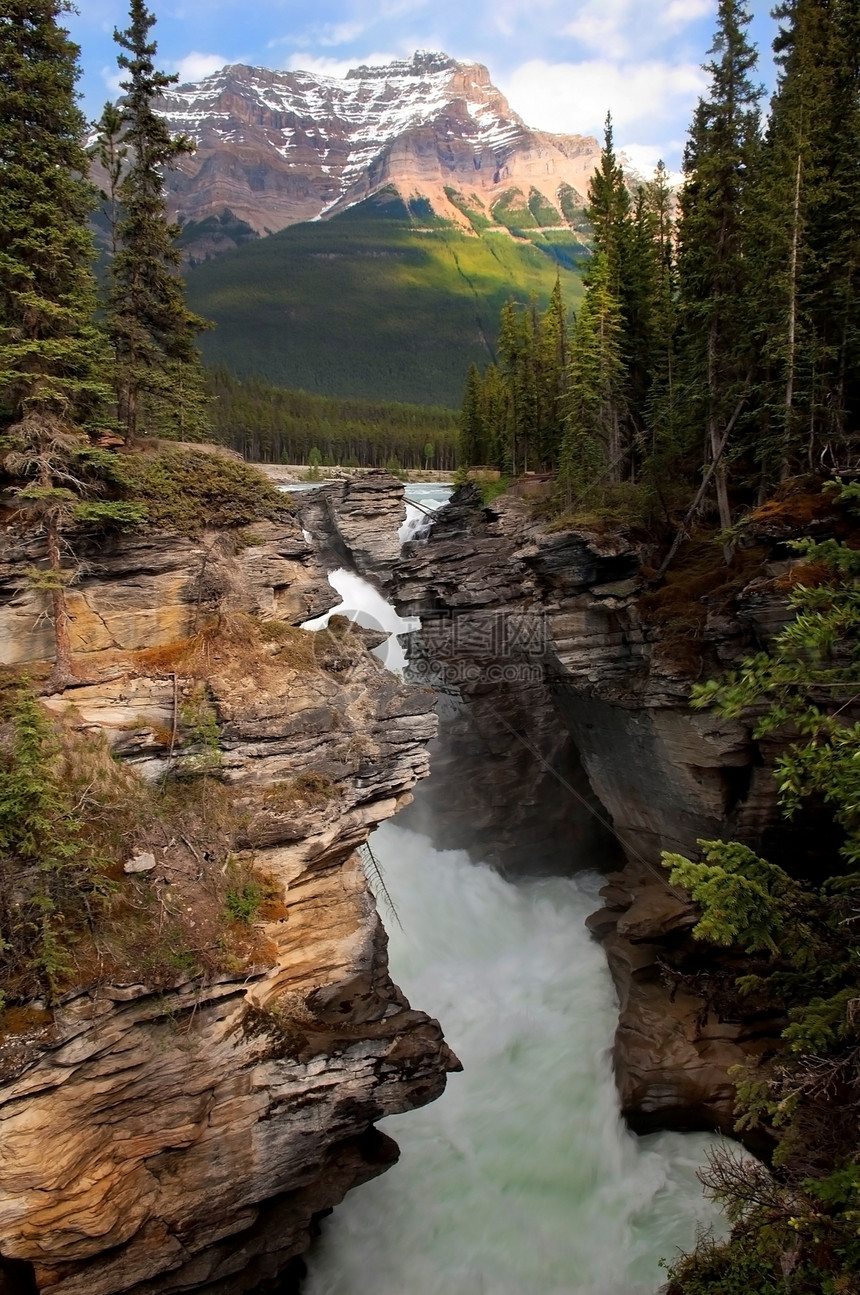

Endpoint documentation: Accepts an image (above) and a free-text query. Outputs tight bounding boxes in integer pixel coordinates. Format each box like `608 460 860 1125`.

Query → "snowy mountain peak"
133 52 604 257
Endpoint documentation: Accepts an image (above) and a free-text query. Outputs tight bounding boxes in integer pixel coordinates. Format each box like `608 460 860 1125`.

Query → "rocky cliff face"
118 51 603 257
0 495 457 1293
292 472 406 593
392 484 827 1141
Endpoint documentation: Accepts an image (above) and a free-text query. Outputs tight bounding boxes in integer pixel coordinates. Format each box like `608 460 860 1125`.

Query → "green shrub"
224 882 265 923
107 447 289 536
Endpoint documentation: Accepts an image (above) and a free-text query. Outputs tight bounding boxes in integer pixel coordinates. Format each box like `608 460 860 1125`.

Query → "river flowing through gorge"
296 488 726 1295
303 825 724 1295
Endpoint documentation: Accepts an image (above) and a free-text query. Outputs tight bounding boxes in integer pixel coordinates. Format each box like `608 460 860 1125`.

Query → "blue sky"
67 0 780 173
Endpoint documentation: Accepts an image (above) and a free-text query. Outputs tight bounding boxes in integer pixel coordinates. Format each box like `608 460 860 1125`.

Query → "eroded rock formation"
0 496 457 1293
291 472 406 593
391 483 831 1137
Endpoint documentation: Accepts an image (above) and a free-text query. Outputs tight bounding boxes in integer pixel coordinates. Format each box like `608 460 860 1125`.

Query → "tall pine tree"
107 0 209 442
641 161 681 500
676 0 762 535
557 250 626 506
755 0 860 473
0 0 113 688
537 276 569 469
0 0 107 429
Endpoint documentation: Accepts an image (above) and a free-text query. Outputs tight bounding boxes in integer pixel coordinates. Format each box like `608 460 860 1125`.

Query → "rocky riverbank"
0 483 457 1294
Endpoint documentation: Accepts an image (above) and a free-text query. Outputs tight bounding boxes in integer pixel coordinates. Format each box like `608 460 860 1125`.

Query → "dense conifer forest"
206 368 458 470
458 0 860 519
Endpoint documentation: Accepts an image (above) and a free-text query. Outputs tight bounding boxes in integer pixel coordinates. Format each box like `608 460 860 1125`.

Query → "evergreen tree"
141 357 212 441
665 484 860 1294
641 161 681 503
557 251 626 504
537 276 569 468
623 186 660 461
458 363 485 466
585 113 662 481
754 0 860 474
497 299 538 474
89 100 127 259
676 0 762 535
586 113 631 298
0 0 114 688
107 0 210 441
0 0 108 429
478 363 506 470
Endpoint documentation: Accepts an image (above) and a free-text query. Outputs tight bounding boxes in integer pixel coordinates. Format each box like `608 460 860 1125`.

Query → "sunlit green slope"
185 191 587 406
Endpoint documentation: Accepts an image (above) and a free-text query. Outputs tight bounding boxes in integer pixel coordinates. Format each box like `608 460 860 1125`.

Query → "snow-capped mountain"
147 51 603 250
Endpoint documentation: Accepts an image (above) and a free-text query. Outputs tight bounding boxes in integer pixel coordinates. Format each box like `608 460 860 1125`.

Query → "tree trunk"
707 319 733 553
657 396 747 581
782 150 802 479
45 513 77 692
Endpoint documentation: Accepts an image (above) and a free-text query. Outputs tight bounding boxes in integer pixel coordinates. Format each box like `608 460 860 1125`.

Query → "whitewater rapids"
303 824 724 1295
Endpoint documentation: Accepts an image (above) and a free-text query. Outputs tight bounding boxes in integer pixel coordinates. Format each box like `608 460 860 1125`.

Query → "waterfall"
400 483 453 544
298 518 725 1295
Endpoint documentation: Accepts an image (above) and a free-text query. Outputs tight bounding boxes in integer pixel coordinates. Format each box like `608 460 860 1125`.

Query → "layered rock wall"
292 473 406 593
0 500 456 1293
392 484 816 1136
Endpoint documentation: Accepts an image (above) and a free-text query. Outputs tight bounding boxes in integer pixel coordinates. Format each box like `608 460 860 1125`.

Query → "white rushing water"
304 825 725 1295
400 483 453 544
303 569 419 674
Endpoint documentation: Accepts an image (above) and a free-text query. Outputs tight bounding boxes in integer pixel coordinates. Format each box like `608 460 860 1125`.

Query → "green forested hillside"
185 193 587 407
207 368 459 467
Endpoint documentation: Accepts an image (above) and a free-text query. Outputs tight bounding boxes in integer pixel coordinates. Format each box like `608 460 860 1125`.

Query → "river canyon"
1 464 816 1294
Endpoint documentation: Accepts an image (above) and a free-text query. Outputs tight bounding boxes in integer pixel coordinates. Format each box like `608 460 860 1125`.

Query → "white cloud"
561 0 714 60
172 52 229 83
377 0 432 16
564 0 635 60
661 0 714 27
318 21 368 46
621 141 684 181
101 64 123 96
504 57 706 137
283 51 404 78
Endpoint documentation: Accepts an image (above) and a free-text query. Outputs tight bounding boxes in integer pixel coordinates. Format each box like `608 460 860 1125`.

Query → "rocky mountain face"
144 51 602 257
390 485 840 1147
0 472 458 1294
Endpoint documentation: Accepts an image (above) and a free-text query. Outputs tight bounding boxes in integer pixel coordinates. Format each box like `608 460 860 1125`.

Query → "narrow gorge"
0 464 831 1293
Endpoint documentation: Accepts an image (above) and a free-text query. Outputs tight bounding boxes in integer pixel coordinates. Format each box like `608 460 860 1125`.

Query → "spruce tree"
497 300 538 474
585 114 644 481
641 161 680 502
537 277 569 469
458 364 485 467
108 0 209 442
0 0 107 428
0 0 113 688
676 0 762 535
479 363 506 470
756 0 860 473
586 114 631 298
90 100 127 259
557 250 626 506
